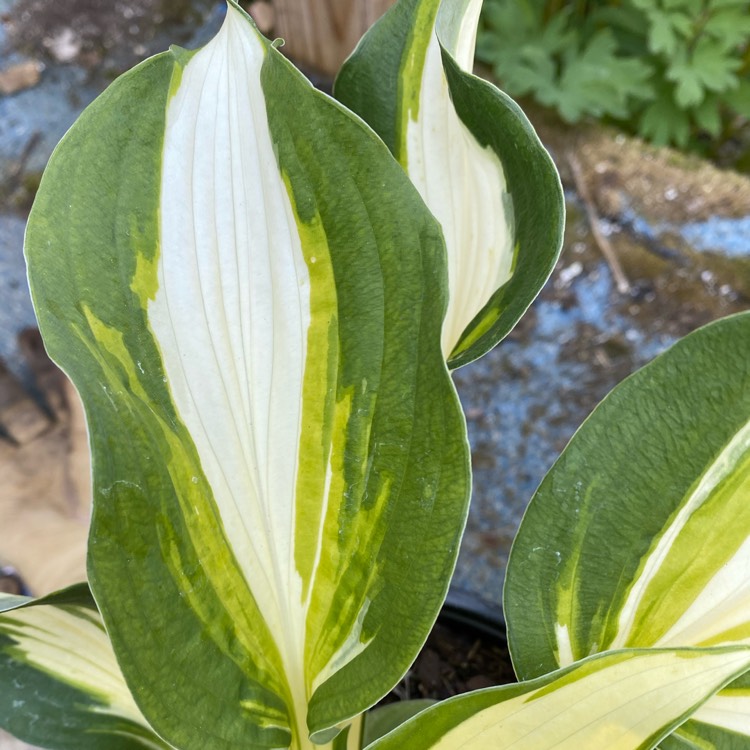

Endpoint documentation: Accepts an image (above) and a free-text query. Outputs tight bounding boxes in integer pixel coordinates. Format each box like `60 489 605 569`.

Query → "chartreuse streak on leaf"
404 0 516 359
0 586 171 750
25 2 469 749
367 647 750 750
612 422 750 651
377 0 515 359
505 312 750 750
77 303 289 719
335 0 563 367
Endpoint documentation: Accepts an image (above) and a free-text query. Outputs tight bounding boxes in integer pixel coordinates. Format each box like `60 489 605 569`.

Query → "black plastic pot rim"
441 585 505 641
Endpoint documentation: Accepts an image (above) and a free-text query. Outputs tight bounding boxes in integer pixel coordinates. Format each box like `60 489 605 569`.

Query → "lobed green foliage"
477 0 750 151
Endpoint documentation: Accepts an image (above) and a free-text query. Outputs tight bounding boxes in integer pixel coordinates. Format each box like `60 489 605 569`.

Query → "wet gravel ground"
0 213 33 368
452 190 749 611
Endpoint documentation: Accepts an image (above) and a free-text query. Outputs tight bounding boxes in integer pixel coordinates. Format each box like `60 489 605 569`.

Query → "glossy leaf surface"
24 4 470 748
0 585 169 750
335 0 564 367
366 647 750 750
505 312 750 748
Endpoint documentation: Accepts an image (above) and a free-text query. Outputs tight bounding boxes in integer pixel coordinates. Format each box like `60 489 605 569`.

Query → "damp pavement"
2 0 750 621
452 179 750 613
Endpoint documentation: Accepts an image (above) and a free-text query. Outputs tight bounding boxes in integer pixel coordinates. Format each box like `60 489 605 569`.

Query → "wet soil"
381 616 515 704
5 0 212 72
408 622 514 698
451 193 749 605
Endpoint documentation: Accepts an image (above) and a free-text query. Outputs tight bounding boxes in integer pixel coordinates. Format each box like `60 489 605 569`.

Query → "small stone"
0 60 43 95
599 218 617 238
44 27 81 63
557 261 583 287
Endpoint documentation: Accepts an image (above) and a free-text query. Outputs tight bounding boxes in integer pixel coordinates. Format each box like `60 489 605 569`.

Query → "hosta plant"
1 0 749 749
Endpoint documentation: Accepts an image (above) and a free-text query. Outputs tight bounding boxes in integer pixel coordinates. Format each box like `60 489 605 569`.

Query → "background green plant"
477 0 750 153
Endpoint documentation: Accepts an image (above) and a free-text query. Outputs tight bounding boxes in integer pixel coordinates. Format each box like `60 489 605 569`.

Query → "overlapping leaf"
335 0 564 367
366 647 750 750
24 4 470 748
0 585 169 750
660 671 750 749
505 312 750 748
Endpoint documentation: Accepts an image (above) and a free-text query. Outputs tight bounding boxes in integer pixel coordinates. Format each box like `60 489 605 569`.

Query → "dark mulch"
382 617 517 705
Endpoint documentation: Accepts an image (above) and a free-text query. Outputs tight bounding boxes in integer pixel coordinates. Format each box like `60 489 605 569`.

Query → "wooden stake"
273 0 396 76
567 152 631 295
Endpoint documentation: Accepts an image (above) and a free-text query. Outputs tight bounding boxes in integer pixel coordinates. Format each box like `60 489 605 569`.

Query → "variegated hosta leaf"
505 312 750 747
330 716 363 750
362 699 435 746
0 585 169 750
24 3 470 749
365 647 750 750
335 0 564 367
659 670 750 749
